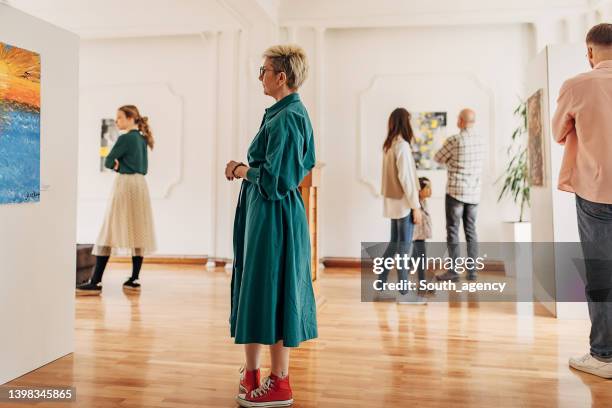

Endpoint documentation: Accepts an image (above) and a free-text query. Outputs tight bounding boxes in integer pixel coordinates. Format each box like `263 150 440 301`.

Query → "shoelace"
578 354 591 363
251 376 274 398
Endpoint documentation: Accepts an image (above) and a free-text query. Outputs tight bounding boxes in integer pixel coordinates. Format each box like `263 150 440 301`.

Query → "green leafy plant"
498 100 530 222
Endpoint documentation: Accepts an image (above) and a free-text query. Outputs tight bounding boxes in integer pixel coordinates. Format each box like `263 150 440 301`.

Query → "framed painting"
0 41 41 204
527 89 544 187
100 118 118 172
411 111 447 170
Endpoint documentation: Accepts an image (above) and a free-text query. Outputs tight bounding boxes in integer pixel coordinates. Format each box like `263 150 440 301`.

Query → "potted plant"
498 100 531 242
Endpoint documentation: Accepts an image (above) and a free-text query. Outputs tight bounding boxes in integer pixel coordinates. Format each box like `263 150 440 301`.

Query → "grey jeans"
380 212 415 295
576 195 612 361
445 194 479 274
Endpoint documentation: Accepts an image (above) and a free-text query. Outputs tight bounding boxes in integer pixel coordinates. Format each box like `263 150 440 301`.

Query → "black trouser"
445 194 478 274
91 256 143 284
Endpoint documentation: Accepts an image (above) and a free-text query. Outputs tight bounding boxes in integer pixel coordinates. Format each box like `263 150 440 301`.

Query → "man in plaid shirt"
434 109 485 282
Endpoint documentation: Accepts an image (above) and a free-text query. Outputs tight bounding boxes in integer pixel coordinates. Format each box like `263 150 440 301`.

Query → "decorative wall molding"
357 72 496 198
280 9 591 31
79 81 185 201
216 0 253 30
159 82 185 199
209 29 249 260
7 0 240 39
210 31 222 259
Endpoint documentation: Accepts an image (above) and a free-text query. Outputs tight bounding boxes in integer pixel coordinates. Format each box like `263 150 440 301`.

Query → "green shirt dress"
230 93 318 347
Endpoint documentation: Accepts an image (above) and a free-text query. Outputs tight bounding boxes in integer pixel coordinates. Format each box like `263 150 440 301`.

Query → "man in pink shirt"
553 23 612 379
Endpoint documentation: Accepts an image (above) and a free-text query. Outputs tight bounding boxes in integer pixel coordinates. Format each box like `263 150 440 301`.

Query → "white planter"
513 221 531 242
501 222 532 280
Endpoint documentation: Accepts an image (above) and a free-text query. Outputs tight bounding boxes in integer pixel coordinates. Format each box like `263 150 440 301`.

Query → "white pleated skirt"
92 173 157 257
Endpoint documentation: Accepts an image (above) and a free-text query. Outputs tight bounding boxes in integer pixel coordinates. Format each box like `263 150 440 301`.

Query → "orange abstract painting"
0 41 41 204
0 43 40 109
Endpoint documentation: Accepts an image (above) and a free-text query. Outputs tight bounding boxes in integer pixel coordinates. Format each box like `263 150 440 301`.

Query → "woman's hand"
412 208 423 225
225 160 240 180
225 160 249 180
113 159 120 171
233 165 249 179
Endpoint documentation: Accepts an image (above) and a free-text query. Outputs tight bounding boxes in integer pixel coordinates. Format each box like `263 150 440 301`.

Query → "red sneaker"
236 373 293 407
239 366 261 395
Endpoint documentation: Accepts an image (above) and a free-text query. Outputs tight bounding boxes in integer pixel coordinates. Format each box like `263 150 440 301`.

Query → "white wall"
0 4 79 384
77 35 216 256
546 45 588 244
528 44 590 319
526 47 556 316
320 24 532 257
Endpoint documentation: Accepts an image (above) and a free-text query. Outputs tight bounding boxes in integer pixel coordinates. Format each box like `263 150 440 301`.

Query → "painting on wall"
100 118 119 172
411 111 447 169
527 89 544 187
0 41 41 205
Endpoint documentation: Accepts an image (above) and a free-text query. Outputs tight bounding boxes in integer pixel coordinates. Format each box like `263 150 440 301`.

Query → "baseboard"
321 257 361 268
211 258 232 267
108 255 505 273
110 255 208 265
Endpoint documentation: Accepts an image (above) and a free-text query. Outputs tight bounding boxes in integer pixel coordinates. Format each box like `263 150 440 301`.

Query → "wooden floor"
3 265 610 407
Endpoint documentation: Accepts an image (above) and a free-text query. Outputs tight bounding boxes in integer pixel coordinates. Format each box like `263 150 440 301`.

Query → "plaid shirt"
434 130 484 204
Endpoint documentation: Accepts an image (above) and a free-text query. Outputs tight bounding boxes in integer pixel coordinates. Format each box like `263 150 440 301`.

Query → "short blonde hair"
263 44 308 89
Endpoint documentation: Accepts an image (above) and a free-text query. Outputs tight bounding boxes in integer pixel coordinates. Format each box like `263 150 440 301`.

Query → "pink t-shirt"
553 60 612 204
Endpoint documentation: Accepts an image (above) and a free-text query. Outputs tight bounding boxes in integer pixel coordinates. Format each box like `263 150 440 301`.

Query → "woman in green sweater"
76 105 157 295
226 45 317 407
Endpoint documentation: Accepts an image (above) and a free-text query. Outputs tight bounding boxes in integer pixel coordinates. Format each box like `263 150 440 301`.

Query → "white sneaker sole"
75 289 101 296
569 360 612 379
236 395 293 407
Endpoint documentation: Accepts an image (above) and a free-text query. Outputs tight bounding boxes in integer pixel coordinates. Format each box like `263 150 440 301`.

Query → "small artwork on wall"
100 118 119 172
0 41 41 205
527 89 544 187
411 111 447 170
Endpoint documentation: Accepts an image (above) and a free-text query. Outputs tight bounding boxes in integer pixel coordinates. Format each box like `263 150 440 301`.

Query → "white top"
383 137 421 219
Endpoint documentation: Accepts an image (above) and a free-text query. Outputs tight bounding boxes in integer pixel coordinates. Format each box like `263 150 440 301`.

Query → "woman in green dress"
225 44 317 408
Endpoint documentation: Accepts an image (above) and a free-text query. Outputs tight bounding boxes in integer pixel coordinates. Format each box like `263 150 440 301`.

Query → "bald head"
458 109 476 130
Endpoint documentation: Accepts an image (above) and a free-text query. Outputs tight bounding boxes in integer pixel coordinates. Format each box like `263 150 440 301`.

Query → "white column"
202 31 220 265
313 27 326 161
532 19 561 53
313 26 326 272
584 11 598 32
286 26 298 43
236 29 249 163
565 15 587 44
211 30 240 262
595 2 612 22
532 21 545 53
